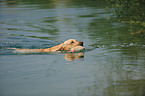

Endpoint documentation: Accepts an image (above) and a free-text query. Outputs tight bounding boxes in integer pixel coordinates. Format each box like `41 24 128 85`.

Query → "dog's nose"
79 41 83 46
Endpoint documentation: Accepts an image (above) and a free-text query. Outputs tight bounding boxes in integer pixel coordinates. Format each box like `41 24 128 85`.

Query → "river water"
0 0 145 96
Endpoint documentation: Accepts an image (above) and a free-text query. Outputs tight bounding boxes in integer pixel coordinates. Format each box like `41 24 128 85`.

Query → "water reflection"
64 52 84 61
105 79 145 96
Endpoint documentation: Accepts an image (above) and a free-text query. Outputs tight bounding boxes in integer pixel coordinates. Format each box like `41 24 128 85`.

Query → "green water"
0 0 145 96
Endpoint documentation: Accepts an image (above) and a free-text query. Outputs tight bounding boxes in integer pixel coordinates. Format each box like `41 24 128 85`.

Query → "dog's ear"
57 43 65 51
59 46 64 51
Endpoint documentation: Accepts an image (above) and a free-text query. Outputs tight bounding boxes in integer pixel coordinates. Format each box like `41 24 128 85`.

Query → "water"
0 0 145 96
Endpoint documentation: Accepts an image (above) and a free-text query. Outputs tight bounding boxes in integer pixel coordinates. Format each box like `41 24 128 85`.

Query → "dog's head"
62 39 84 51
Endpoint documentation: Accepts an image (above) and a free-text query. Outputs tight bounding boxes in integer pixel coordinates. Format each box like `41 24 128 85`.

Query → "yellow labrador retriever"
9 39 85 53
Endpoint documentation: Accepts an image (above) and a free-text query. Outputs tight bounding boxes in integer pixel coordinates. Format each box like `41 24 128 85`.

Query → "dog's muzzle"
79 41 83 46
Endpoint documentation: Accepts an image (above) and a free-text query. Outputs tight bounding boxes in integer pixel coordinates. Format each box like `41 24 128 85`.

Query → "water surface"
0 0 145 96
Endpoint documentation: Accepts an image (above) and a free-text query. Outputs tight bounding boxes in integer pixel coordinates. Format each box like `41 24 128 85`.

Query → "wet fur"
8 39 85 53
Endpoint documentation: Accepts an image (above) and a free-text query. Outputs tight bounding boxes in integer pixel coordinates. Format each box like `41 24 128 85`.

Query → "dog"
8 39 85 53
